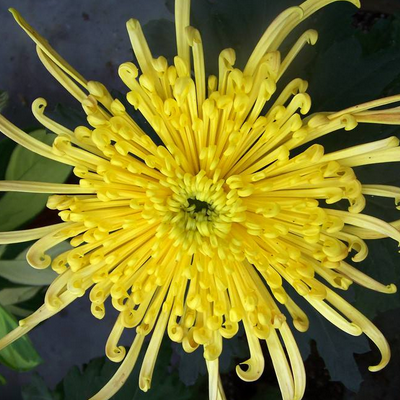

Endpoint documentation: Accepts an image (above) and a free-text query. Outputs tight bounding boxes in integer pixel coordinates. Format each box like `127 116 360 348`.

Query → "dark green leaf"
43 338 206 400
306 36 400 112
0 304 42 371
21 373 55 400
0 129 71 231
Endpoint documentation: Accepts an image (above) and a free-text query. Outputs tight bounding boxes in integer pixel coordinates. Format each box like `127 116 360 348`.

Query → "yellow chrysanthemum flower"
1 0 400 399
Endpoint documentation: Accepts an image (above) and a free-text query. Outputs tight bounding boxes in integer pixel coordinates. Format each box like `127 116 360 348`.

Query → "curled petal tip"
349 322 363 336
307 29 319 45
368 355 390 373
235 358 264 382
139 377 151 392
26 252 51 269
387 283 397 294
293 318 309 333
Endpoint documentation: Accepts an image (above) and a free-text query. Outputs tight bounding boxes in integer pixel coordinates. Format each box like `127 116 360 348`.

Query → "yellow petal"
0 223 70 244
139 309 170 391
280 322 306 400
175 0 191 71
9 8 87 88
0 180 92 194
336 262 397 294
266 327 295 400
206 359 219 400
0 115 74 165
236 314 265 381
89 334 145 400
326 289 391 371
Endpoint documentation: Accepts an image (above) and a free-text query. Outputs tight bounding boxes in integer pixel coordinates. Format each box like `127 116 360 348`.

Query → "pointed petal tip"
8 8 24 25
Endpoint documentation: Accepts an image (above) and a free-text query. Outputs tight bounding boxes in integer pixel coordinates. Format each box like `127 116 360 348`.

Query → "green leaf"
0 90 8 113
0 129 71 231
0 287 41 306
0 374 6 386
0 241 70 286
0 260 57 286
32 338 206 400
0 304 42 371
21 373 55 400
305 35 400 112
4 305 34 319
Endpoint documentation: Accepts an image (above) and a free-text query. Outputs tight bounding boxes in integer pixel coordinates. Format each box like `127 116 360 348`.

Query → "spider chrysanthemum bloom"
1 0 400 398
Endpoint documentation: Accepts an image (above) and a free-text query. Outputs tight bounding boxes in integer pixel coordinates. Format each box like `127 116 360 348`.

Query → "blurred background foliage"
0 0 400 399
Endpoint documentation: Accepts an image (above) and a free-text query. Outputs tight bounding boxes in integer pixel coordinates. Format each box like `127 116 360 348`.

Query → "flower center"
186 197 212 215
141 168 248 258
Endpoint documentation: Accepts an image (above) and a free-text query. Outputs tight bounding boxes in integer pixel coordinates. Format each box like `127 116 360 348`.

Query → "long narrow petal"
327 209 400 244
326 289 391 371
0 181 94 194
280 322 306 400
0 223 70 244
266 328 295 400
36 47 87 102
362 184 400 204
244 0 360 75
139 309 170 391
89 334 145 400
278 30 318 80
0 115 74 166
0 291 77 351
9 8 87 88
329 94 400 120
336 262 397 294
206 359 219 400
175 0 191 70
